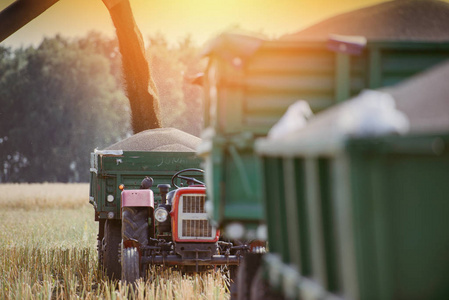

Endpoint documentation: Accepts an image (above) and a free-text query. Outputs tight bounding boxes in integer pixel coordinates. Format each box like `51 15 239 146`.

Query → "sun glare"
2 0 428 47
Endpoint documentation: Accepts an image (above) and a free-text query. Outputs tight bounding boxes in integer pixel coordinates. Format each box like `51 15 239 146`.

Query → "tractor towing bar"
141 254 241 266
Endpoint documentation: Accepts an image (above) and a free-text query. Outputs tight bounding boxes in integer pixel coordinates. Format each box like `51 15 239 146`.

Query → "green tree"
0 32 206 183
0 35 131 182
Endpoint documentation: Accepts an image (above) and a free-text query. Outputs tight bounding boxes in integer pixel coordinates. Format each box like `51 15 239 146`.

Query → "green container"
89 150 202 220
203 35 449 135
256 133 449 299
198 133 263 230
200 32 449 231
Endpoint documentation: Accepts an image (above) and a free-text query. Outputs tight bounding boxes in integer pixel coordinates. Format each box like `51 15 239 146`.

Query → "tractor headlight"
154 207 168 222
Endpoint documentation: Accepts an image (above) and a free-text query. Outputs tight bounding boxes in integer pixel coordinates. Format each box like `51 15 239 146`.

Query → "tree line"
0 32 204 183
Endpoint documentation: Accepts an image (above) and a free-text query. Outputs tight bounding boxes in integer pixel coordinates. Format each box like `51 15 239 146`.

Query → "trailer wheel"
97 220 105 270
103 219 121 280
250 267 285 300
121 207 149 282
229 265 238 299
236 253 263 300
122 247 140 284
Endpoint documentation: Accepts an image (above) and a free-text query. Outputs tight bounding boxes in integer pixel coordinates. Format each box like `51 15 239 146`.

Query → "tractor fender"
121 189 154 208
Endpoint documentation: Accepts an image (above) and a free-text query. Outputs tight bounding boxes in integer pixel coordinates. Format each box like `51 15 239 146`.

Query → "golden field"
0 183 90 210
0 183 229 299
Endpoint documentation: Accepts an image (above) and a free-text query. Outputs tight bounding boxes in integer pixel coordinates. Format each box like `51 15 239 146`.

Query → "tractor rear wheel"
121 247 140 284
103 219 121 280
121 207 149 283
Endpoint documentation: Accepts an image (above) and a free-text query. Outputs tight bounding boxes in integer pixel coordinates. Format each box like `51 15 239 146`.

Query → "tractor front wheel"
121 207 149 283
121 247 140 284
122 207 149 245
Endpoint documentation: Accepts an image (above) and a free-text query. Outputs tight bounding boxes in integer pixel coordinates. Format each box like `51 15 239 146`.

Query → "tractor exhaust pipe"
157 184 171 204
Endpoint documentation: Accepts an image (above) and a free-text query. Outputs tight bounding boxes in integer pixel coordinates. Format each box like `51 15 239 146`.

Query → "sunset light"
2 0 387 47
3 0 449 298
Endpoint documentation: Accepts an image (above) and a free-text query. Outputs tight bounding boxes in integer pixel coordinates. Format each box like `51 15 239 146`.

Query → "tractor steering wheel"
171 168 205 188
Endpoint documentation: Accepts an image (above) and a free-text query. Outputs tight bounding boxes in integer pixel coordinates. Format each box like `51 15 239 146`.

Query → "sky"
0 0 391 48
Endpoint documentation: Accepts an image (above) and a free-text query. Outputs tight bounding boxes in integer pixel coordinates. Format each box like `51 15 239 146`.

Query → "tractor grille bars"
182 220 212 238
178 194 214 239
182 195 206 213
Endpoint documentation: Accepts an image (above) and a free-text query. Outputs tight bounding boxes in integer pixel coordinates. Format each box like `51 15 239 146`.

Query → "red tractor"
116 168 244 283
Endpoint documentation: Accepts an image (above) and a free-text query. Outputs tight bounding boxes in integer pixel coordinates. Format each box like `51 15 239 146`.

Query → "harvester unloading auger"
101 0 162 133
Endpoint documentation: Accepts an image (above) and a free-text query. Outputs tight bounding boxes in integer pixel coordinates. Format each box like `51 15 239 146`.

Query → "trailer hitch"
141 255 241 266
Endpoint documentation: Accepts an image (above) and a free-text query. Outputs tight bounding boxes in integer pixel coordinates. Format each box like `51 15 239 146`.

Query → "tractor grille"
178 194 215 240
182 220 212 238
182 195 206 213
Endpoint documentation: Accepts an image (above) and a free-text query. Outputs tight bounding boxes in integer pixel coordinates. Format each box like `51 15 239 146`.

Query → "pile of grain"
104 128 201 152
283 0 449 41
381 60 449 134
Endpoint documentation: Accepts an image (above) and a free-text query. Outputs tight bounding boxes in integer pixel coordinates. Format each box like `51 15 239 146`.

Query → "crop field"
0 183 229 299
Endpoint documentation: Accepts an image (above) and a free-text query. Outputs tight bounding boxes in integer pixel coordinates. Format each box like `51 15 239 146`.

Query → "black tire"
250 267 285 300
236 253 263 300
121 207 149 282
97 220 105 270
229 265 238 299
122 247 140 284
103 219 121 280
122 207 149 246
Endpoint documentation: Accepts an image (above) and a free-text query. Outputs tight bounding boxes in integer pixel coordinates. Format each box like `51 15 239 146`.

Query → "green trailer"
201 35 449 136
198 32 449 236
89 150 202 221
253 58 449 299
255 131 449 300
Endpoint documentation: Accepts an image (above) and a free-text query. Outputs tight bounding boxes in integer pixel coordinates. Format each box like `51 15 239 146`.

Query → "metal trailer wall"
256 133 449 300
199 32 449 231
202 37 449 135
90 151 202 220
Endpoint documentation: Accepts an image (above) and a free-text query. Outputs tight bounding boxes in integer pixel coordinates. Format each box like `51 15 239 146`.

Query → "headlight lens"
154 207 168 222
107 195 114 202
